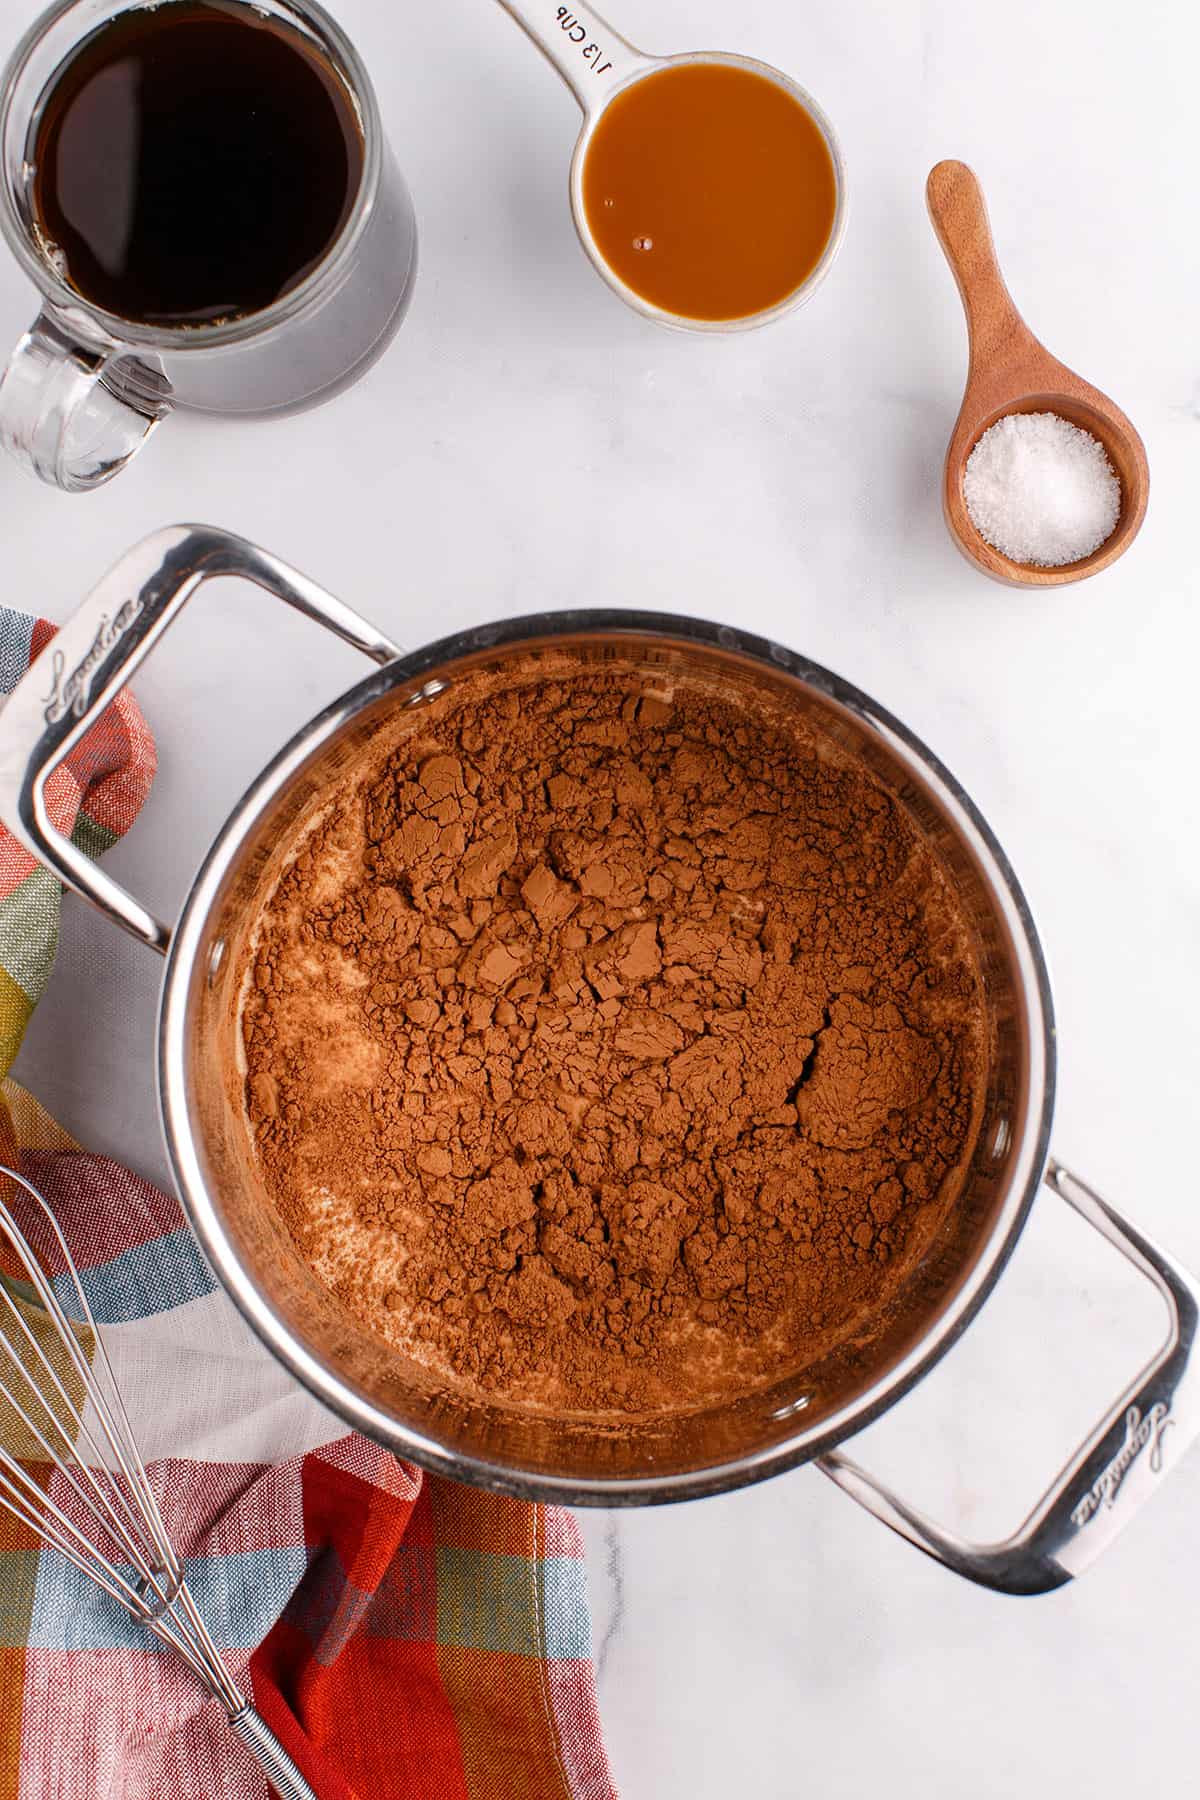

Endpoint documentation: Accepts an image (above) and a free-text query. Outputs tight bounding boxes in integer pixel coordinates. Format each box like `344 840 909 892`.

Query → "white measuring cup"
495 0 847 332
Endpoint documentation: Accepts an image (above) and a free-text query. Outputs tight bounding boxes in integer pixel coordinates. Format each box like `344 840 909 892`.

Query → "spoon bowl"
927 160 1148 588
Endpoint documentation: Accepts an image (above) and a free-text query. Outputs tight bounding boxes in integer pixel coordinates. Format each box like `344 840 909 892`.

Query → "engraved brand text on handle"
43 598 144 724
556 7 613 75
1071 1402 1173 1529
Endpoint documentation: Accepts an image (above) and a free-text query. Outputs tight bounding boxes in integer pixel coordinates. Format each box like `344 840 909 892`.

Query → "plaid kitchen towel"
0 611 156 1080
0 610 616 1800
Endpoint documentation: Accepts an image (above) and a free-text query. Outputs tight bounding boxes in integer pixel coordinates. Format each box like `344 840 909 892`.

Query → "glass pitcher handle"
0 308 171 492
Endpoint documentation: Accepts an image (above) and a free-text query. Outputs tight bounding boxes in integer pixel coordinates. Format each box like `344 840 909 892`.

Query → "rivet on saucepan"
771 1395 811 1420
403 679 448 709
990 1117 1011 1160
207 939 226 986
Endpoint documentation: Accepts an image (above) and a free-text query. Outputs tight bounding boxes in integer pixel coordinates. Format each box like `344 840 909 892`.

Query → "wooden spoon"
926 159 1148 587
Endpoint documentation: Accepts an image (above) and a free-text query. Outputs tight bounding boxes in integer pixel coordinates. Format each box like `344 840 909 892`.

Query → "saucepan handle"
817 1161 1200 1595
0 524 400 956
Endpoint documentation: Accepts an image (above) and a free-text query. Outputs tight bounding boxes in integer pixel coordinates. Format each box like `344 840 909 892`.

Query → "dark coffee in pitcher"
30 0 364 327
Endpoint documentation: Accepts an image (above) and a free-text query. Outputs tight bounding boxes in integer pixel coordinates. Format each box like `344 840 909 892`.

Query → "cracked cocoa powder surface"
240 660 986 1415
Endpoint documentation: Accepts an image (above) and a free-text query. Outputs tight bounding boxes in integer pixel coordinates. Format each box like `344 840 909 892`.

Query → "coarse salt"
963 411 1121 568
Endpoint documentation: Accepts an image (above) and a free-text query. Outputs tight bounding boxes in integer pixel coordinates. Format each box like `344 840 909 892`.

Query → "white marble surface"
1 0 1198 1792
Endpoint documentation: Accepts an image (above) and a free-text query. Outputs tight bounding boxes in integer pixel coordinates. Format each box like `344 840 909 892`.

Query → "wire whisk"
0 1164 319 1800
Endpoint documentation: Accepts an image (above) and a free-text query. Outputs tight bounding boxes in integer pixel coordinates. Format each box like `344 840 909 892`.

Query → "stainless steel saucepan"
0 524 1194 1596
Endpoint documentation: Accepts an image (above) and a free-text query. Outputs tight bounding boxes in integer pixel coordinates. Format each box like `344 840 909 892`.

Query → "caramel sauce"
581 61 837 323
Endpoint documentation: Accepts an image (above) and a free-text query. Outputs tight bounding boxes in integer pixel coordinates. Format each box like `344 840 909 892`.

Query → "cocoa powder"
240 661 985 1415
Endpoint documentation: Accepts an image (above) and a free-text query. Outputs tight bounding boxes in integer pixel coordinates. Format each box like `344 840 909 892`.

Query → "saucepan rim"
158 610 1056 1503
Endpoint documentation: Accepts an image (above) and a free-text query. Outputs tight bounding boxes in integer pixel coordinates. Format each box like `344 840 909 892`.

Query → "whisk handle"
228 1706 322 1800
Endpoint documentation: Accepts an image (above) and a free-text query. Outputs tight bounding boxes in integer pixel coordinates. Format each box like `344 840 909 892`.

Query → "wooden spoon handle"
927 160 1035 378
